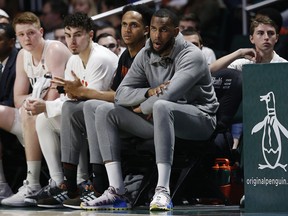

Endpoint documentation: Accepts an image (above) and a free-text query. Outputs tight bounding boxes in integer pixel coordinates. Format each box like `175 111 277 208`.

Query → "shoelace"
88 187 117 206
33 184 51 197
38 179 56 196
152 186 171 203
81 185 94 198
155 186 170 195
104 187 117 202
17 181 32 196
50 184 65 196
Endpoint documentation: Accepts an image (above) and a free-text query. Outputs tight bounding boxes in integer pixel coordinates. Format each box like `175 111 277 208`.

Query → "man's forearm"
79 87 115 102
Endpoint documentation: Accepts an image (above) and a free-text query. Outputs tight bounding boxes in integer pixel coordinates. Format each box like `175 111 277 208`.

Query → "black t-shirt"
111 49 135 91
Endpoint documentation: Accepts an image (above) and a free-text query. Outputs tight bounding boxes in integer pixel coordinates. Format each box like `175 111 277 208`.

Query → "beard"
149 36 175 56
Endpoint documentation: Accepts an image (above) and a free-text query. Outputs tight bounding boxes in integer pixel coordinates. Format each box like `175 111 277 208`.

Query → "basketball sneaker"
24 178 57 206
37 182 78 208
0 183 13 202
149 186 173 211
1 180 41 207
80 186 131 210
63 184 101 209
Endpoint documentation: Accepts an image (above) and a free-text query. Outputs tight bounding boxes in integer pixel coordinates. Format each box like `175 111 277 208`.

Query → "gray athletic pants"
61 100 111 164
92 100 216 165
61 100 88 164
83 100 109 164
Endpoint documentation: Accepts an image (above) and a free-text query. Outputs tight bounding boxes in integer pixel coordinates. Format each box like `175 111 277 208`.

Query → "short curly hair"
122 4 154 27
63 12 94 32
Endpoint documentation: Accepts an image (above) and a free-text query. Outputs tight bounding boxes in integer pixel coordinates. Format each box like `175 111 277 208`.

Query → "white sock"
105 161 125 195
51 172 64 186
156 163 171 194
0 160 6 183
26 161 41 187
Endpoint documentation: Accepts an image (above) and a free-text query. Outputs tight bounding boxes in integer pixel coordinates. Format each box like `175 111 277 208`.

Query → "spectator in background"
40 0 69 40
179 13 216 64
182 27 215 64
95 33 121 56
94 21 126 55
179 12 200 32
94 20 118 39
70 0 98 17
0 23 18 202
210 15 286 157
257 7 288 61
54 25 67 46
210 15 287 207
257 7 283 34
97 0 127 29
0 9 22 49
166 0 188 12
0 9 9 24
182 0 221 45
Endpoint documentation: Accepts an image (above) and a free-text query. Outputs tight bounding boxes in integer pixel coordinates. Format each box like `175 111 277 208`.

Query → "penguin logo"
251 91 288 171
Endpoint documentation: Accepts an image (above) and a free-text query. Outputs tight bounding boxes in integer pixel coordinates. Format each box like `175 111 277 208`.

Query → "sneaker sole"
1 202 33 207
37 204 63 208
150 204 172 211
63 203 82 210
80 203 131 211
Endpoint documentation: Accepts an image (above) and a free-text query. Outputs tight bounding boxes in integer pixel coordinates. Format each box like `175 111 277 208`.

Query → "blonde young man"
0 12 71 207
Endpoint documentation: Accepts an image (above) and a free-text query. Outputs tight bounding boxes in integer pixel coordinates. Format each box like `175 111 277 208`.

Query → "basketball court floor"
0 205 286 216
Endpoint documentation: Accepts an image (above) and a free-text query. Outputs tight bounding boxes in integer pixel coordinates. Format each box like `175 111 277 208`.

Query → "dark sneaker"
150 186 173 211
24 179 57 206
63 184 101 209
37 183 78 208
80 186 131 210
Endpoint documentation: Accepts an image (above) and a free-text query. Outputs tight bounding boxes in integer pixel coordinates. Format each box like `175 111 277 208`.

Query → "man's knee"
85 100 110 114
83 100 95 114
63 101 84 124
95 103 115 118
153 100 170 113
35 113 48 132
62 101 75 116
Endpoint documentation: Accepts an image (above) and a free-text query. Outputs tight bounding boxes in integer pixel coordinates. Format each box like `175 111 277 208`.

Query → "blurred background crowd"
1 0 288 60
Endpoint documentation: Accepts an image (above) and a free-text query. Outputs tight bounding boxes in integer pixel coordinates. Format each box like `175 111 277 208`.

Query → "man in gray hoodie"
81 8 219 211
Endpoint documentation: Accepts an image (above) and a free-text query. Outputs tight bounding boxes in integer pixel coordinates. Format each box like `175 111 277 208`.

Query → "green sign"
243 63 288 212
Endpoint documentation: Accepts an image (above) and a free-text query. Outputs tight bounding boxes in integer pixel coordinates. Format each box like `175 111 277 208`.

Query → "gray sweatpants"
83 100 109 164
92 100 216 165
61 100 88 164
